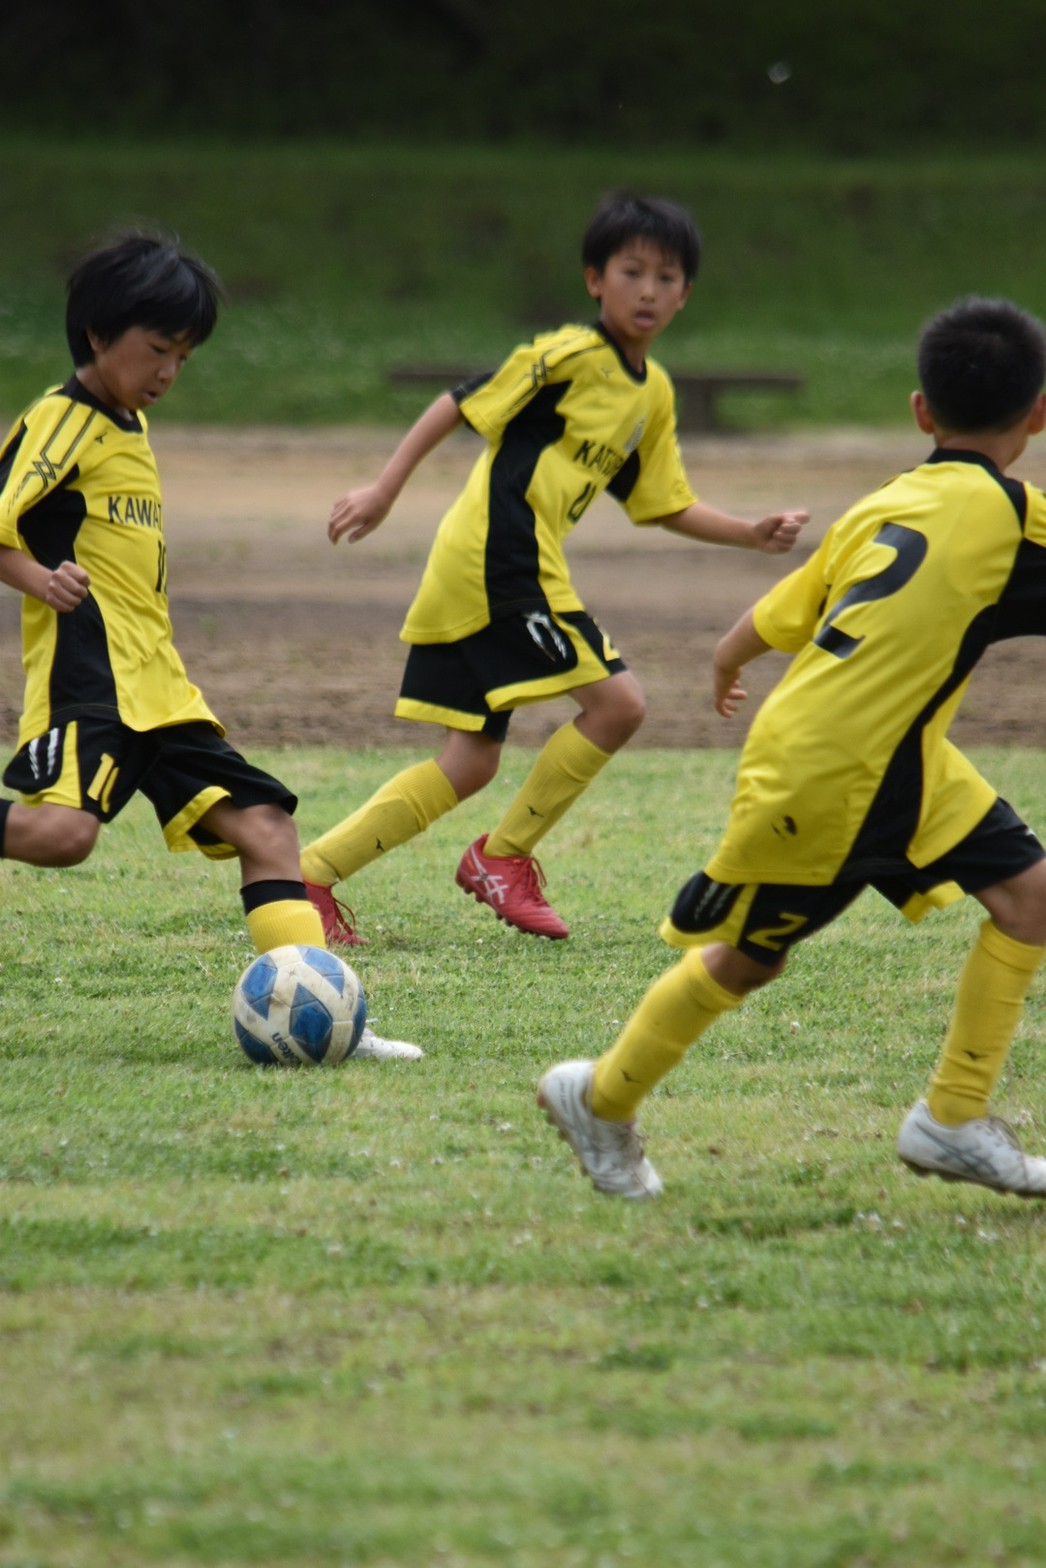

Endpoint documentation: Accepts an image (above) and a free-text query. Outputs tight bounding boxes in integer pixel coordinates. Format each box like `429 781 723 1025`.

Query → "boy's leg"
459 672 643 939
592 943 772 1118
201 799 327 955
203 798 423 1061
538 943 778 1198
927 920 1044 1125
300 735 496 942
483 671 643 858
0 799 100 866
898 859 1046 1194
301 758 463 885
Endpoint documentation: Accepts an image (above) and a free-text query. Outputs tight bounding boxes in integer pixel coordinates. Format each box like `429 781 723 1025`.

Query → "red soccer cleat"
455 834 569 939
304 881 368 947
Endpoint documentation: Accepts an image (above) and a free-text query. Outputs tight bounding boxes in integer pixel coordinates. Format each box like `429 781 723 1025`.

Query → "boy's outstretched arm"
657 500 809 554
328 392 463 544
0 545 90 611
713 607 773 718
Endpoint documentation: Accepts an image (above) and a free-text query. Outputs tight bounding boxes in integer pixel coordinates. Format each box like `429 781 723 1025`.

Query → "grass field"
2 745 1045 1567
5 141 1046 429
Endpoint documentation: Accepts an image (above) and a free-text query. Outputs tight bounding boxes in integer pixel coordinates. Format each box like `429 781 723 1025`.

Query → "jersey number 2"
814 522 927 659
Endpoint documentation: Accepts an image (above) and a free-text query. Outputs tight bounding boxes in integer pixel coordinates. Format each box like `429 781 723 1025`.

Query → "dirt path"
3 424 1045 751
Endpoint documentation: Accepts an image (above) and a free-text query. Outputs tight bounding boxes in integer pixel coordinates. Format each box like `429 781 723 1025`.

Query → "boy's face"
77 325 194 418
584 238 691 368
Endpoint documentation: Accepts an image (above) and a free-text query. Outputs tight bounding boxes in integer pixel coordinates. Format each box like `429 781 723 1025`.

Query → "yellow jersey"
0 378 218 745
707 450 1046 886
401 323 696 644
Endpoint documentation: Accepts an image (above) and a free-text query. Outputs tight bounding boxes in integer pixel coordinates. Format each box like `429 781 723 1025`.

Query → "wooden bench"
671 371 803 432
387 365 803 433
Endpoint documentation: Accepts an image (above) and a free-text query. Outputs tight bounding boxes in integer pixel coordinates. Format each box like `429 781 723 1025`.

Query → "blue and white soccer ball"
232 944 367 1066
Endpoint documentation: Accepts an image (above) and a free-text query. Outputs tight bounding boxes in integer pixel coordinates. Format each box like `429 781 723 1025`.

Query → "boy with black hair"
539 295 1046 1198
303 193 807 945
0 231 420 1061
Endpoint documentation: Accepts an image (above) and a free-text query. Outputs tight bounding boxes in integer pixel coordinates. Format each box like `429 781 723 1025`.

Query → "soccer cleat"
897 1099 1046 1197
304 880 367 947
353 1024 424 1061
537 1059 663 1199
455 834 569 939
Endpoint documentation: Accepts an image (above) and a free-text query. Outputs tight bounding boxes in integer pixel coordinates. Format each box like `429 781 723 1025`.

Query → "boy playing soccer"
539 295 1046 1198
0 231 419 1061
302 193 807 945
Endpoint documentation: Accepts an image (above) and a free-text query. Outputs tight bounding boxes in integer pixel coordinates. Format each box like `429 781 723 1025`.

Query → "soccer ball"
232 944 367 1066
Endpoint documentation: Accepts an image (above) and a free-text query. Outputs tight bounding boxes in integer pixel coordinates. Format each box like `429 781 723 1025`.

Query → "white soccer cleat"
354 1024 424 1061
897 1099 1046 1197
537 1059 663 1199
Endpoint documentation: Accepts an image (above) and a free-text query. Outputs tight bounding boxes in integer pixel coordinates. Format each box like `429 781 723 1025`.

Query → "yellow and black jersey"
0 377 218 745
400 322 696 644
707 450 1046 887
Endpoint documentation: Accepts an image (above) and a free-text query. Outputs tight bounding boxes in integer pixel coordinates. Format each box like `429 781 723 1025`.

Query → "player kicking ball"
540 295 1046 1198
0 231 420 1062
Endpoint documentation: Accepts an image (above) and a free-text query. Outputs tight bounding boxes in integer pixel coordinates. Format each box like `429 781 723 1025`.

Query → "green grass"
2 745 1046 1566
5 140 1046 429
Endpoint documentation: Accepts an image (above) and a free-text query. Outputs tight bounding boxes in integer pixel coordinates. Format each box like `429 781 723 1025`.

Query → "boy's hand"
45 561 90 612
751 510 809 553
714 664 748 718
328 483 392 544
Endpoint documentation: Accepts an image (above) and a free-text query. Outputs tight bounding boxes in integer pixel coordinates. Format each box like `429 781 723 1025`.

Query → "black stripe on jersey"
992 537 1046 640
845 602 1001 873
49 595 118 717
17 475 120 717
484 381 566 613
0 421 26 493
18 474 85 570
607 449 641 503
453 371 493 402
968 453 1046 642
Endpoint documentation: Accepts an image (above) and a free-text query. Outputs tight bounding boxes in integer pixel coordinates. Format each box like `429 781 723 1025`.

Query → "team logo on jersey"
573 439 626 478
624 419 646 454
107 495 162 529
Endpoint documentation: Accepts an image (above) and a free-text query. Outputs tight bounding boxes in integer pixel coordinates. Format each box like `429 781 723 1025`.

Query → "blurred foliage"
1 1 1045 153
4 141 1046 427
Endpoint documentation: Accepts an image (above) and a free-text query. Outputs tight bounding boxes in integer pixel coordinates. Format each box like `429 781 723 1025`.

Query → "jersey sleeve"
0 391 99 549
752 531 833 652
605 363 696 523
455 327 595 443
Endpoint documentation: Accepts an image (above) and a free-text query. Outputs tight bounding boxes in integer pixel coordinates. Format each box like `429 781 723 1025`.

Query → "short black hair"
917 296 1046 434
581 192 701 284
66 230 223 366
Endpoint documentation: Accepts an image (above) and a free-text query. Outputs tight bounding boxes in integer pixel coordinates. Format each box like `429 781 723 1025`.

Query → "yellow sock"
484 722 612 858
245 898 325 956
927 920 1045 1126
591 948 744 1120
300 760 458 885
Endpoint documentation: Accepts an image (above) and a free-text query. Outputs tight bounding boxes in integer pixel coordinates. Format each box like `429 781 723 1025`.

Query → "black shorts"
3 713 297 860
663 797 1046 966
395 608 626 741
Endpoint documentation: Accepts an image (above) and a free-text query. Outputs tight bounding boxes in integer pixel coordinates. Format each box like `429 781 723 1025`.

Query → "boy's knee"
579 677 647 750
614 685 647 736
437 735 500 799
979 858 1046 946
702 941 786 994
246 804 299 853
43 810 100 866
464 750 500 795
